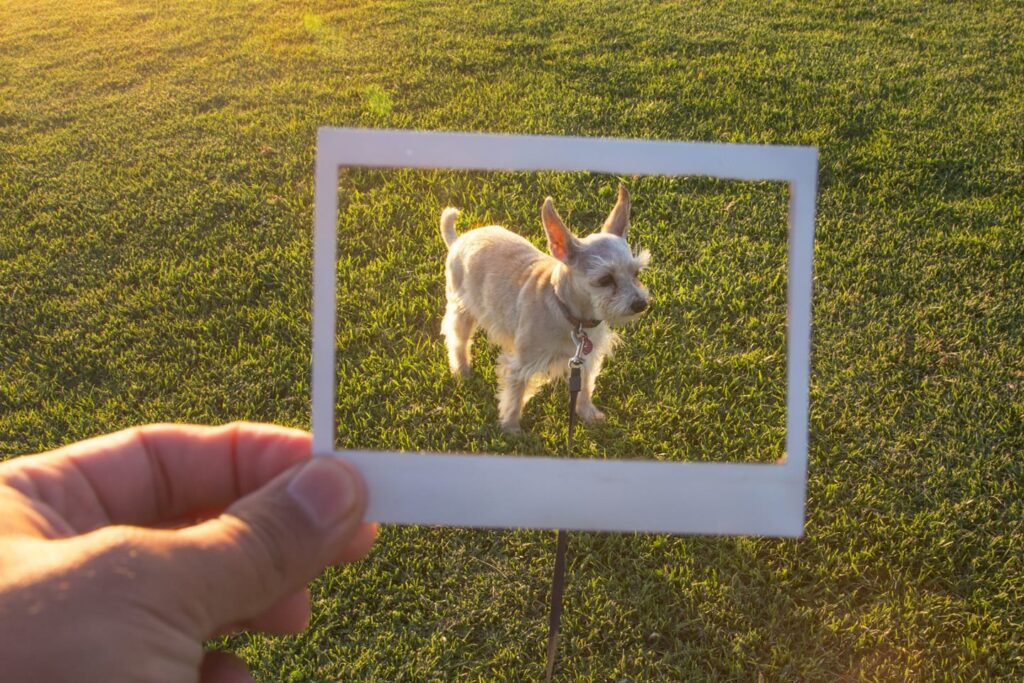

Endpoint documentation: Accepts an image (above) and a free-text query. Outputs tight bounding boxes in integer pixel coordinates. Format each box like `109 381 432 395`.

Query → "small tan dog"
440 184 651 433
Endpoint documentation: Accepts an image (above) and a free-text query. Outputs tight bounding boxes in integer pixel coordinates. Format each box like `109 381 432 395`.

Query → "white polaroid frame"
313 128 817 536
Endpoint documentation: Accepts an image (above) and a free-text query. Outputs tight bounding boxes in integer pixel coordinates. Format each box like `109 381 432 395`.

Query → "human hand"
0 422 376 682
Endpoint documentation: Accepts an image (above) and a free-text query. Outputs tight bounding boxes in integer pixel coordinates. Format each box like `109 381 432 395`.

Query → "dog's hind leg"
441 303 476 377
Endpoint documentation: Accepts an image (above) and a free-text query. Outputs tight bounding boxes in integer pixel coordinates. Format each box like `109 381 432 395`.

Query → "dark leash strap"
543 528 569 683
544 326 586 683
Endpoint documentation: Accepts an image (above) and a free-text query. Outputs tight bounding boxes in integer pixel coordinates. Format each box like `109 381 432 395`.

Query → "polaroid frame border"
312 127 817 536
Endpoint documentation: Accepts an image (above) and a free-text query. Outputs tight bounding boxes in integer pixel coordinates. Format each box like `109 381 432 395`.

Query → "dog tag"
581 336 593 355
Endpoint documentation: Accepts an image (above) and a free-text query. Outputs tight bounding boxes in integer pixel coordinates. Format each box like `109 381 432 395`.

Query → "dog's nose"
631 298 648 313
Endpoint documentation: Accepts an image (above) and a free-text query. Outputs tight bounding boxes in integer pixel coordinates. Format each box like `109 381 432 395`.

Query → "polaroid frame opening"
312 128 817 536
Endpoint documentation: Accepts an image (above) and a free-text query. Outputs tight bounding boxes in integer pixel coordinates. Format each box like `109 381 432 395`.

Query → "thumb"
169 457 367 635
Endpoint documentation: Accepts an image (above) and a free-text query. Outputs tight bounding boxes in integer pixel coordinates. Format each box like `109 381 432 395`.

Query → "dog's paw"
500 420 523 435
578 405 606 424
449 363 472 379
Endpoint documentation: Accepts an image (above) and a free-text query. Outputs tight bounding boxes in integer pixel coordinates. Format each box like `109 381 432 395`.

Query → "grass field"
2 0 1023 679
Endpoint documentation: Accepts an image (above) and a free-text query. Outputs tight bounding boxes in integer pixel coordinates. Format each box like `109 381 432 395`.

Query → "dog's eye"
597 274 615 288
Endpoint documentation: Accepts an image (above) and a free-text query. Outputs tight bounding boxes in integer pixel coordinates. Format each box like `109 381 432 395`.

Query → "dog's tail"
440 207 460 248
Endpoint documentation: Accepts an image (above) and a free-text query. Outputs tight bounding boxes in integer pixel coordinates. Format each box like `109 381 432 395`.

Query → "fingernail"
287 458 358 528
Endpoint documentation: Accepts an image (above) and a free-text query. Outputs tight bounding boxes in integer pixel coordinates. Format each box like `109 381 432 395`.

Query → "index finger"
0 422 311 533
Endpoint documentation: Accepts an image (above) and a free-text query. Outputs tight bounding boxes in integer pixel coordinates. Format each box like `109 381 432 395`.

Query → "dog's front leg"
575 353 607 423
496 353 529 433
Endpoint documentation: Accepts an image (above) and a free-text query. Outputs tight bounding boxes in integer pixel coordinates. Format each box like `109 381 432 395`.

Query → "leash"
544 323 589 682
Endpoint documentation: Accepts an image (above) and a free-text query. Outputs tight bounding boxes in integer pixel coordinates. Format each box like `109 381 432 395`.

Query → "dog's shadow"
500 379 627 458
439 336 629 458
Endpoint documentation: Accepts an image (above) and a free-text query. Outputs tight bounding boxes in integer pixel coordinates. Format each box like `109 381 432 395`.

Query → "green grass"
2 0 1023 679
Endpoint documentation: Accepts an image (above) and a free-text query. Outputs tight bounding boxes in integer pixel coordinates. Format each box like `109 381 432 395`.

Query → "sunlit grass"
1 0 1022 680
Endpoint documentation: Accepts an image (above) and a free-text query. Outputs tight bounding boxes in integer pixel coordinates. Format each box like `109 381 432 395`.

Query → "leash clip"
569 324 589 368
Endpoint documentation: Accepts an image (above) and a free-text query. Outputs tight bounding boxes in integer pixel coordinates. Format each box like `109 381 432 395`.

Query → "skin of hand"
0 422 377 683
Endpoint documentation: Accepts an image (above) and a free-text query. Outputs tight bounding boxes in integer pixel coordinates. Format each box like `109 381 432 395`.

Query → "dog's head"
542 183 651 326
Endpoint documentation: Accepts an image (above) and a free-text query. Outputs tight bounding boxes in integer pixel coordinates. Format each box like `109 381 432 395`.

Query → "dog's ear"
601 183 631 238
542 197 577 264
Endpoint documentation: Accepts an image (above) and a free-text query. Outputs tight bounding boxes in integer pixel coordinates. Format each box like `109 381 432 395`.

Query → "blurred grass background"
1 0 1022 679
